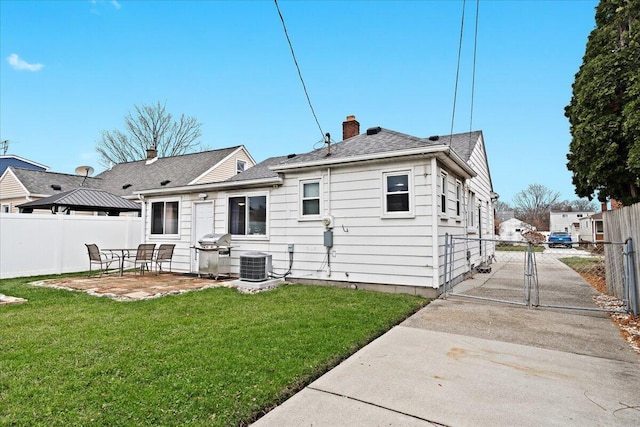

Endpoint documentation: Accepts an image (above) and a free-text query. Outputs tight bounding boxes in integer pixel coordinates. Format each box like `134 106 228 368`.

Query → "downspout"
327 167 332 277
327 167 331 214
139 194 146 244
430 158 440 289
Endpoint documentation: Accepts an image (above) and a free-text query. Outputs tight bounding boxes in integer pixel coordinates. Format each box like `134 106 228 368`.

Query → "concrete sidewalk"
253 257 640 426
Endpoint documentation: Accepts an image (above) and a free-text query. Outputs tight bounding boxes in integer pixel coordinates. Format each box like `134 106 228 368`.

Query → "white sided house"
578 212 605 243
499 218 535 242
136 117 496 297
549 210 596 242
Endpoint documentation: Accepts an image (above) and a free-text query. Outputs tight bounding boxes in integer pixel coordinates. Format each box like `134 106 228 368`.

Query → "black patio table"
102 248 143 276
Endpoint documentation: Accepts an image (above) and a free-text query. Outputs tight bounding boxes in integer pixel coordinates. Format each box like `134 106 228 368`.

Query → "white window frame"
150 198 180 237
299 178 322 220
439 172 448 216
455 180 462 219
236 159 247 174
595 220 604 233
381 169 414 218
467 190 477 231
1 203 10 213
227 192 269 239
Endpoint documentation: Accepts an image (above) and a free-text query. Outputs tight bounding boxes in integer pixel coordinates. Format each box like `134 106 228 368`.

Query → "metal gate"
443 235 638 315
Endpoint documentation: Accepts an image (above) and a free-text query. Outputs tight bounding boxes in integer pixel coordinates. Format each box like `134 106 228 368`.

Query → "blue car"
548 231 573 248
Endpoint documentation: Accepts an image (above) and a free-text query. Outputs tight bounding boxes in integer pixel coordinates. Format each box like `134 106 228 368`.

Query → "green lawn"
496 244 545 252
558 256 604 271
0 276 427 426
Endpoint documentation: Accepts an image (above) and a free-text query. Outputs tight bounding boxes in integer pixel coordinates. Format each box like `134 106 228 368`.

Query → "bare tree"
96 101 203 167
513 184 561 231
494 200 512 213
570 198 597 211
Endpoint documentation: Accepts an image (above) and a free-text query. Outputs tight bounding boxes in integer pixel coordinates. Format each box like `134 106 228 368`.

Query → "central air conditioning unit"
239 252 272 282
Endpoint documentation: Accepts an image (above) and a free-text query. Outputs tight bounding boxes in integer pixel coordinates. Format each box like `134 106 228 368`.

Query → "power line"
449 0 466 144
274 0 325 139
469 0 480 140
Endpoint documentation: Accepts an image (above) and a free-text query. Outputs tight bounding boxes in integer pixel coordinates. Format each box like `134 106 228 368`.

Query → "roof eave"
270 145 476 178
136 176 284 197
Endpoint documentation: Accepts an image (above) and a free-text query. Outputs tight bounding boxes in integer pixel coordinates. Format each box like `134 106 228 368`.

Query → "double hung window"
229 195 267 236
455 181 462 217
151 201 179 235
383 171 411 215
468 191 476 227
440 173 448 215
301 180 320 216
236 160 246 174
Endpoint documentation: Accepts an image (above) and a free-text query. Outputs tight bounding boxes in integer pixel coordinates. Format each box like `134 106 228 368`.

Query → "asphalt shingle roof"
95 146 241 196
9 167 103 194
228 129 482 183
225 155 289 182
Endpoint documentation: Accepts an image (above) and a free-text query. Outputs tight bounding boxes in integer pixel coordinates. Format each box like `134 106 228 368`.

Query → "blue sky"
1 0 598 204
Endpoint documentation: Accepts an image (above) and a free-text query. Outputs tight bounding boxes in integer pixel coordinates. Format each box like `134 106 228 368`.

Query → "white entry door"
191 201 214 273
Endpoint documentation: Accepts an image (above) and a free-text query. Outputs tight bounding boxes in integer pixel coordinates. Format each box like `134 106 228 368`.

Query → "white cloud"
7 54 44 72
90 0 121 13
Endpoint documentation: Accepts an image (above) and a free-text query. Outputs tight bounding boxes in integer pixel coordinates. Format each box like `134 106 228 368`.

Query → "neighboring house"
0 146 255 215
93 146 255 199
495 210 514 223
134 116 497 297
498 218 534 242
0 155 48 176
549 210 595 242
578 212 604 243
0 155 50 213
0 167 97 214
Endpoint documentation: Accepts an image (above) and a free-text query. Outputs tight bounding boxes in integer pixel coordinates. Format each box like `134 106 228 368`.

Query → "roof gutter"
135 175 283 197
270 145 476 178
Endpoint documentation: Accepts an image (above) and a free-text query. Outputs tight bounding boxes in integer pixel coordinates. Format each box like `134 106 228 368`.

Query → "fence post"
449 235 455 294
443 233 449 297
524 243 539 308
524 244 531 307
626 238 638 315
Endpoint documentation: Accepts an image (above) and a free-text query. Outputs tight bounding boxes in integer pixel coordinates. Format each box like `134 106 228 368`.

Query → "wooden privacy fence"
604 202 639 314
0 214 142 279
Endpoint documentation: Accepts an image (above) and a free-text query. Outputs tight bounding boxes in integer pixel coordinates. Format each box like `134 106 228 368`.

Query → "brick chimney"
146 147 158 160
601 202 608 212
611 198 623 210
342 115 360 140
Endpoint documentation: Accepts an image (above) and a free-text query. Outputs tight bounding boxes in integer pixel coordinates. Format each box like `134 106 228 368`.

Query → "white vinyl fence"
0 214 142 279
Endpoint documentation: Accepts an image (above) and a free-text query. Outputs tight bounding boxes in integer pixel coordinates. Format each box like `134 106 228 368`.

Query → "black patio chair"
85 243 119 277
154 244 175 273
122 243 156 275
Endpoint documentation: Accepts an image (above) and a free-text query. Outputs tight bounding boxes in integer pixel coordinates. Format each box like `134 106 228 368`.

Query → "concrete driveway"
253 254 640 426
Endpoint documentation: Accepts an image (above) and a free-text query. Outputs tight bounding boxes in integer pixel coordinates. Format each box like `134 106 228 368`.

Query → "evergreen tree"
565 0 640 205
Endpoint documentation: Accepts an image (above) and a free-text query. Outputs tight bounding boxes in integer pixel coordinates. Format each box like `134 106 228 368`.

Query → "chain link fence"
443 236 638 315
